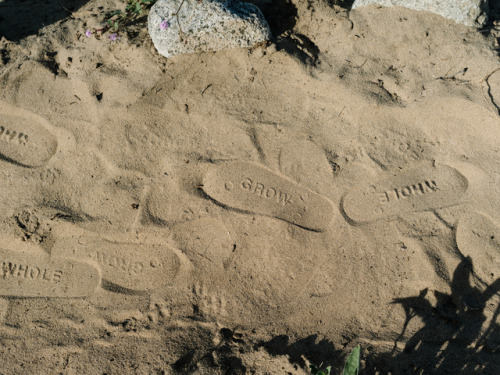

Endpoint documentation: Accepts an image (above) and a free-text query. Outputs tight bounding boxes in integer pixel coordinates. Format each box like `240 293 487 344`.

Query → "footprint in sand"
279 139 333 195
0 102 58 167
172 218 234 270
341 163 468 225
37 147 147 224
146 177 205 227
433 162 498 228
202 160 335 231
456 212 499 284
0 237 100 298
51 233 183 293
192 282 227 319
360 123 437 169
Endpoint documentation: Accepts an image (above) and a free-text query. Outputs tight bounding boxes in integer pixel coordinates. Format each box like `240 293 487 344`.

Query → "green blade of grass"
342 345 360 375
309 364 331 375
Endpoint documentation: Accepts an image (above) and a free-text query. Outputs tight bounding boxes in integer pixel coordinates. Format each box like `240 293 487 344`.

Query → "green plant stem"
174 0 186 41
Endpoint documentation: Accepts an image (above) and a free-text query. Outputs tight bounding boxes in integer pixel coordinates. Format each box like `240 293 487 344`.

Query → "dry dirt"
0 0 499 373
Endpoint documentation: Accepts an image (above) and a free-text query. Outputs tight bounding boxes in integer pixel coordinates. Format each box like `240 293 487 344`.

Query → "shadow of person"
367 257 500 374
0 0 89 41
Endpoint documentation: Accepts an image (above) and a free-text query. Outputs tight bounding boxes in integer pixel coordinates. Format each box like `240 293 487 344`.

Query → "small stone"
148 0 272 58
352 0 488 27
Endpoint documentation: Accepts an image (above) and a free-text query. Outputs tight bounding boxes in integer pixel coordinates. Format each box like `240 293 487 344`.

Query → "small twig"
353 59 367 69
201 84 212 95
338 106 346 116
62 7 75 17
480 67 500 117
437 77 470 84
437 67 469 82
174 0 186 41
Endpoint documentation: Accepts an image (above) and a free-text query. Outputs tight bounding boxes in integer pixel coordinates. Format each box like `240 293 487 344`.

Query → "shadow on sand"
367 257 500 374
0 0 89 41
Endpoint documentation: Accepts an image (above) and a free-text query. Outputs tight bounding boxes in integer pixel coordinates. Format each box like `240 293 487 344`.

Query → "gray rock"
148 0 272 58
352 0 488 27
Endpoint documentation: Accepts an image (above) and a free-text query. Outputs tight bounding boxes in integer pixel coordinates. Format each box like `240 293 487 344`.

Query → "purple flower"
160 20 170 30
109 33 119 41
85 29 92 37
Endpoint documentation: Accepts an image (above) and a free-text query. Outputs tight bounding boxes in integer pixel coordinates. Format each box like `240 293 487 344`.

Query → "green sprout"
309 345 360 375
106 0 157 32
86 0 158 38
310 364 332 375
342 345 360 375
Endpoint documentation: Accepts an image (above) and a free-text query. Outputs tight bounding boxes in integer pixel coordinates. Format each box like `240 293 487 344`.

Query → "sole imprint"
0 104 57 167
0 248 100 298
342 163 468 224
202 160 334 231
52 237 181 292
456 212 499 284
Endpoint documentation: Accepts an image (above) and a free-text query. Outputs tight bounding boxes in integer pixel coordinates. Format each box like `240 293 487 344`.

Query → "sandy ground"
0 0 499 373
